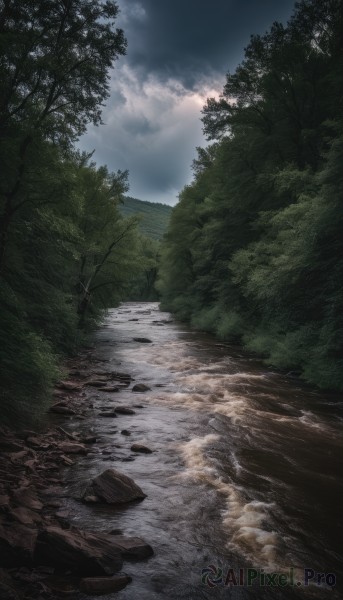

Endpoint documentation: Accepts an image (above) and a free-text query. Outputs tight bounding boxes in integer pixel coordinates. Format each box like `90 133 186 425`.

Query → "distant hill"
120 196 173 240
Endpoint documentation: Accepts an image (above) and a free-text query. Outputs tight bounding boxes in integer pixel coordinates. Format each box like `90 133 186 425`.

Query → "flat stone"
110 535 154 559
57 380 82 391
79 575 131 595
59 442 88 455
83 469 146 504
12 486 43 511
131 443 153 454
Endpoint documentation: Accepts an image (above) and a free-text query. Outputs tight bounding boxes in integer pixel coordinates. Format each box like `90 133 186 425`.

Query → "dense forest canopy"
0 0 158 423
157 0 343 390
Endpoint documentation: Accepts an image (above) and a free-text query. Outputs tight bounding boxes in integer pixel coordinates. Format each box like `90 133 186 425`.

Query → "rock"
57 380 82 391
12 486 43 511
83 469 146 504
131 443 153 454
110 535 153 559
9 506 42 526
132 383 151 392
26 436 51 450
133 337 152 343
121 430 131 436
115 407 136 415
87 380 109 388
59 442 88 454
0 495 10 508
49 403 76 415
35 526 123 576
0 523 37 566
100 386 119 393
79 574 131 595
81 436 97 444
44 575 80 596
98 411 117 418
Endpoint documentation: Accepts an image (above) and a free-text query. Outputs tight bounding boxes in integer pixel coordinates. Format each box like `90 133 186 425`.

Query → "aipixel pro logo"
201 565 337 588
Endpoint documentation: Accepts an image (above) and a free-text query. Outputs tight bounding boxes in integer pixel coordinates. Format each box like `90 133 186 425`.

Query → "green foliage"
119 197 172 240
158 0 343 390
0 2 144 425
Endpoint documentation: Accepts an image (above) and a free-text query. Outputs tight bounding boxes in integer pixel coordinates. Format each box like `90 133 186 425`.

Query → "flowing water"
62 302 343 599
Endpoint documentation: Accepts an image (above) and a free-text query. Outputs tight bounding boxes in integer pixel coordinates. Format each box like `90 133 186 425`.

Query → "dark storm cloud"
80 0 296 205
117 0 296 88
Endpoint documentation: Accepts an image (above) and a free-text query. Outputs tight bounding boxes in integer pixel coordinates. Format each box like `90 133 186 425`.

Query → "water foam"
179 435 280 569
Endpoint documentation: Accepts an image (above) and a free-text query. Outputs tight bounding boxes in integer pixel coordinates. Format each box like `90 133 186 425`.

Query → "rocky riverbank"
0 347 154 599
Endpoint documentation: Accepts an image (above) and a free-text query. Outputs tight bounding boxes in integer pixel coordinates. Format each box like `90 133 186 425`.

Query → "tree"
0 0 126 273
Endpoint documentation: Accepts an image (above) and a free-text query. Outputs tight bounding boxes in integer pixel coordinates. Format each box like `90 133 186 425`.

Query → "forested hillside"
0 1 148 423
120 197 172 240
157 0 343 390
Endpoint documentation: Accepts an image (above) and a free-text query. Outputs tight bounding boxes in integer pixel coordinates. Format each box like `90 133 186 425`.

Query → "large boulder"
83 469 146 504
35 526 123 576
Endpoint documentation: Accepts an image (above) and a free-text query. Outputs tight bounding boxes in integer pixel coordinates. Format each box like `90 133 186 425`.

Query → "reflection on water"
62 302 343 599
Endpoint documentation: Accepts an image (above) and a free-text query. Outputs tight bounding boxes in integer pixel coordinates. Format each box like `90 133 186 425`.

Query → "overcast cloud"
79 0 296 205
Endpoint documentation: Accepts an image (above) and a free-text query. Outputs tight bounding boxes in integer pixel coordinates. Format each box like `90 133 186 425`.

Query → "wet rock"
0 523 37 566
82 436 97 444
131 443 153 454
12 486 43 511
57 380 82 392
83 469 146 504
115 407 136 415
87 380 109 388
9 506 42 526
110 535 153 559
132 383 151 392
35 526 123 576
100 386 119 393
79 574 131 595
121 430 131 436
26 436 51 450
133 337 152 343
59 442 88 455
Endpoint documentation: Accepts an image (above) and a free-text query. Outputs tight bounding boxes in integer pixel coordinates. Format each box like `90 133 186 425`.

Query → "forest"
1 0 342 431
157 0 343 391
0 0 162 424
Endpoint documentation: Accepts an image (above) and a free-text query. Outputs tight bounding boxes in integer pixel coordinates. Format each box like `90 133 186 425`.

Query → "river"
61 302 343 599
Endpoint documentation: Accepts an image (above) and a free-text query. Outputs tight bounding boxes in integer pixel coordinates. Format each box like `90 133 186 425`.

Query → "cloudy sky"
79 0 296 205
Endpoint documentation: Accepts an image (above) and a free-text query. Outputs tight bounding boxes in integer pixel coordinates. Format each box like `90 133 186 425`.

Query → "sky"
79 0 296 205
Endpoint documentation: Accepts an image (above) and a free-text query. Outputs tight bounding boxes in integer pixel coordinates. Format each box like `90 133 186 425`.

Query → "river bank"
1 302 342 600
0 344 155 599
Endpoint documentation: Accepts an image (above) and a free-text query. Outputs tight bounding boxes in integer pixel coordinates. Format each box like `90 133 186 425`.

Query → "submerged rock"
133 337 152 343
83 469 146 504
131 443 153 454
132 383 151 393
